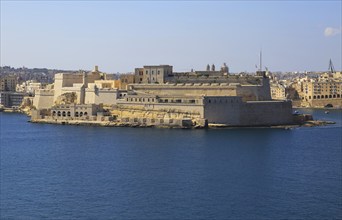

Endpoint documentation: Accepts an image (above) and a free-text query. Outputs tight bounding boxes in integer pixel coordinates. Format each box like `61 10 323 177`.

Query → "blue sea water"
0 109 341 219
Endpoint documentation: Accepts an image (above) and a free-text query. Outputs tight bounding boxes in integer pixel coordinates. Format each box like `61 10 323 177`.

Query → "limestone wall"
33 89 54 109
130 81 271 101
239 101 293 125
203 97 242 125
54 73 83 100
237 78 271 101
203 97 292 125
60 87 83 104
85 88 118 105
310 99 342 108
116 101 204 118
130 84 238 96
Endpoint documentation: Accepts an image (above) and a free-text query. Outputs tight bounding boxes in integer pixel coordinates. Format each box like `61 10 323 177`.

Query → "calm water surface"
1 109 341 219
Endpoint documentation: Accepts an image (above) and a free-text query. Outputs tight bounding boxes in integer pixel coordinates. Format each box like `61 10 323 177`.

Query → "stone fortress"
32 64 294 128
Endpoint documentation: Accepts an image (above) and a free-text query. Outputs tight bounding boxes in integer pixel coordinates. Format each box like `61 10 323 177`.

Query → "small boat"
325 111 329 114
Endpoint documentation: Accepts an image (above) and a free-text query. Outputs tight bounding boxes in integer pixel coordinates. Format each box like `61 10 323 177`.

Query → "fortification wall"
85 89 118 105
33 89 54 109
54 74 83 99
130 80 271 101
310 99 342 108
236 78 271 101
116 101 204 118
165 75 264 85
203 97 242 124
239 101 293 125
202 97 292 125
130 84 238 96
59 87 83 104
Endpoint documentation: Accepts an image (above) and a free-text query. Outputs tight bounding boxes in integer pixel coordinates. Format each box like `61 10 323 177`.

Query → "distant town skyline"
1 1 341 73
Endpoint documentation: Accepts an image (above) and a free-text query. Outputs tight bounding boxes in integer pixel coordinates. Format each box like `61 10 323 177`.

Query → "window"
146 70 148 74
158 70 160 75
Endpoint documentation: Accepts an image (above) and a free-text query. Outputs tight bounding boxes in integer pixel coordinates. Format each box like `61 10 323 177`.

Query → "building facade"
0 76 17 92
292 72 342 107
0 92 25 108
134 65 173 84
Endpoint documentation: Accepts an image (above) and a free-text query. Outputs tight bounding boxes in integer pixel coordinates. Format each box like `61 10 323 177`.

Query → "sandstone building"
292 72 342 108
32 64 295 127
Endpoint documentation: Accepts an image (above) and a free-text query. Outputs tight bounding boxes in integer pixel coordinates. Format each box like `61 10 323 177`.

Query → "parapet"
35 89 54 95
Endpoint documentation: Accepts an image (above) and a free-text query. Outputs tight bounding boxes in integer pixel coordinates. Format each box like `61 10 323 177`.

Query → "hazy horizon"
1 1 341 73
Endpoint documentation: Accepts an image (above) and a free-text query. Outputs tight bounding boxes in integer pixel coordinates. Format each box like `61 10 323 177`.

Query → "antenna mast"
259 50 262 72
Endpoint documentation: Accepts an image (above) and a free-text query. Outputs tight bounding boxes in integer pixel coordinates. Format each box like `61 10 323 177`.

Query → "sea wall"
310 99 342 108
240 101 293 126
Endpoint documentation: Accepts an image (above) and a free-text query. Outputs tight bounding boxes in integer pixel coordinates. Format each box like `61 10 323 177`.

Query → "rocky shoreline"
2 108 336 129
29 118 336 129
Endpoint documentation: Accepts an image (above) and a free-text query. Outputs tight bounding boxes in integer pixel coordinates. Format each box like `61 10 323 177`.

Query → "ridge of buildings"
2 63 341 128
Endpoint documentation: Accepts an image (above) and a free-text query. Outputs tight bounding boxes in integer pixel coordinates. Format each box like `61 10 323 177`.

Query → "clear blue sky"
1 1 341 73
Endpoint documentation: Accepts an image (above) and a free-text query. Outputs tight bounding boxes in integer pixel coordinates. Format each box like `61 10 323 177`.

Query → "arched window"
62 111 66 117
57 111 61 116
325 95 328 99
329 95 332 98
313 96 316 99
80 112 83 117
75 112 79 117
84 112 88 116
52 111 56 116
67 111 71 117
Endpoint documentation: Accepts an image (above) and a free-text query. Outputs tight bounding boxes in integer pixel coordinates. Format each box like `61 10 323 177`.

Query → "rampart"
129 81 271 101
33 89 54 109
